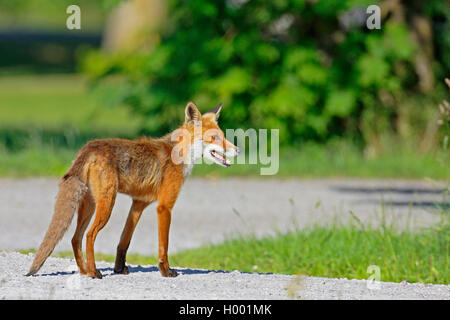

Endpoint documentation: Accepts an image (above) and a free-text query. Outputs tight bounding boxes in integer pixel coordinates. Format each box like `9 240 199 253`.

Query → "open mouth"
210 150 231 167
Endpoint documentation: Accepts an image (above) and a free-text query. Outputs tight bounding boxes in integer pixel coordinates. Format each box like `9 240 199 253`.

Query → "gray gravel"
0 252 448 300
0 177 447 255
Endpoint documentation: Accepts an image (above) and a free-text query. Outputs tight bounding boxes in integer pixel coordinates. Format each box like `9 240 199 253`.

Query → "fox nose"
236 147 241 155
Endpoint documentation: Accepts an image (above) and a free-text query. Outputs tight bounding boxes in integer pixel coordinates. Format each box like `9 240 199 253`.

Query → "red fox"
27 102 239 278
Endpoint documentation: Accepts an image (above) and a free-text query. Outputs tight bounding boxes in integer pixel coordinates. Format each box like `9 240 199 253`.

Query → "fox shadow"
30 265 270 277
332 185 446 195
111 265 232 276
108 265 274 276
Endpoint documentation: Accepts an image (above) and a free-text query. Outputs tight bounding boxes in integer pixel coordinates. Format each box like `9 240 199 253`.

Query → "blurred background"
0 0 448 178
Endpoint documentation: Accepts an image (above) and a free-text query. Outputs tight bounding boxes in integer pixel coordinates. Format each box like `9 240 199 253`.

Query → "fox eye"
212 135 221 141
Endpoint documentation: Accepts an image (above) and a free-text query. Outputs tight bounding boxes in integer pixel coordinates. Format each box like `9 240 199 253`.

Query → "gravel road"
0 252 448 300
0 177 447 255
0 178 448 300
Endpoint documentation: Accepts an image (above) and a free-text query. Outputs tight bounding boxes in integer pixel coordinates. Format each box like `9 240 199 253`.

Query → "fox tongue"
212 150 230 166
213 150 225 161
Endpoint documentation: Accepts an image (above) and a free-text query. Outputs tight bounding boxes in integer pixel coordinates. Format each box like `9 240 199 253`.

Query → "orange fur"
27 102 237 278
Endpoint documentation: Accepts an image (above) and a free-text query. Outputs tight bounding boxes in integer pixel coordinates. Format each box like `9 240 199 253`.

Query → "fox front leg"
156 204 178 277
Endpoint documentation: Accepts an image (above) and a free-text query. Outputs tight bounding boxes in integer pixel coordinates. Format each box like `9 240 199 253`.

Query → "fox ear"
205 102 223 122
185 101 201 123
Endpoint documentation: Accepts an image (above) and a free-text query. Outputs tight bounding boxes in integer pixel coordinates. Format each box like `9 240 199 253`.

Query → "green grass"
192 142 450 179
0 74 141 177
0 146 74 177
1 143 448 178
22 221 449 285
0 74 140 134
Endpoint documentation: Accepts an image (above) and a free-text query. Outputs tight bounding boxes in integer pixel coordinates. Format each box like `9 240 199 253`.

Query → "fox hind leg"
71 192 95 275
85 168 118 279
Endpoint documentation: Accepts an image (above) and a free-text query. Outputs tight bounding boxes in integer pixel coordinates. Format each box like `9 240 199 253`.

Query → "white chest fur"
183 162 195 178
183 138 203 179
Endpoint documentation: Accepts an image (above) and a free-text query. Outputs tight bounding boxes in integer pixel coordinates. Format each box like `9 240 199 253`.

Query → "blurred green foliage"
0 0 120 28
81 0 448 150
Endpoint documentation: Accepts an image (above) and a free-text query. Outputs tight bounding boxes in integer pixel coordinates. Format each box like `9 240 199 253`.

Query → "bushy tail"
26 176 88 276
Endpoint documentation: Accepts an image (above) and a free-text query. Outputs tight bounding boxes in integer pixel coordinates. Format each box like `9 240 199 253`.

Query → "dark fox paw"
114 265 129 275
166 268 178 277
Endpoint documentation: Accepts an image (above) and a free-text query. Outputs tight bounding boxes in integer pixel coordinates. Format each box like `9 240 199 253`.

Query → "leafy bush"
82 0 448 150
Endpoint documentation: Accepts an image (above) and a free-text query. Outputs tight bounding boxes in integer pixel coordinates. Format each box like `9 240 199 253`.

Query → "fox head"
172 102 240 168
